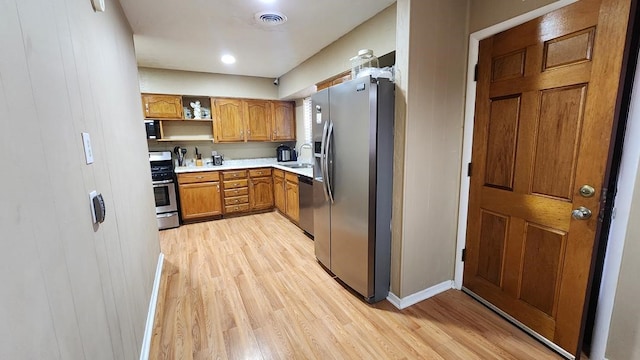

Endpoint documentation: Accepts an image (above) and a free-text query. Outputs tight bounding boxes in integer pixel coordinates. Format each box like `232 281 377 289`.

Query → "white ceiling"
119 0 396 79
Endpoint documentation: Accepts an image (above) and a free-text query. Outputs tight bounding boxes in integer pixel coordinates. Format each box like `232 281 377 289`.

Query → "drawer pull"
196 176 204 179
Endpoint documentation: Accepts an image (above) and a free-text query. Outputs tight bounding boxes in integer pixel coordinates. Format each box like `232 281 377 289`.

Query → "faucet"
298 143 313 164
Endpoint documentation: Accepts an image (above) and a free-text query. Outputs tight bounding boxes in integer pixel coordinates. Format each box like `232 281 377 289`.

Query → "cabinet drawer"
249 168 272 178
273 169 284 178
225 203 249 213
224 195 249 206
285 172 299 184
178 171 219 184
222 170 247 180
224 179 248 189
224 187 248 197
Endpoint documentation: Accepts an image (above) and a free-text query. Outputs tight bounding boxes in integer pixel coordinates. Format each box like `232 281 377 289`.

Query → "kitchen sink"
282 163 313 169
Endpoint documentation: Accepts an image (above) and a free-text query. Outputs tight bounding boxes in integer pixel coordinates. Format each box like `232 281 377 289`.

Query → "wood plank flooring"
150 211 561 359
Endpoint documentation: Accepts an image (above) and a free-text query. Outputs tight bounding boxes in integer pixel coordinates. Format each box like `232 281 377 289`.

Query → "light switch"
82 132 94 164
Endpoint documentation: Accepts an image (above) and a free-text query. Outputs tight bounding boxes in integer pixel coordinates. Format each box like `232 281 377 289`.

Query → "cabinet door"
214 98 245 142
272 101 296 141
273 175 286 213
142 94 183 119
244 100 272 141
178 181 222 220
249 176 274 210
285 180 299 222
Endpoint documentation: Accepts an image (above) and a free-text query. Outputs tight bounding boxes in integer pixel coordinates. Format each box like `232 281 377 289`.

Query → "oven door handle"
152 180 174 186
157 212 178 218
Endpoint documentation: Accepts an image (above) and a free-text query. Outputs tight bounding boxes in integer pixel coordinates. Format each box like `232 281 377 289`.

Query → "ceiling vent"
255 11 288 26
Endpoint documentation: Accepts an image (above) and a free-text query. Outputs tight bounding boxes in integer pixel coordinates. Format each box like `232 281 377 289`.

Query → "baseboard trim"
387 280 454 309
140 253 164 360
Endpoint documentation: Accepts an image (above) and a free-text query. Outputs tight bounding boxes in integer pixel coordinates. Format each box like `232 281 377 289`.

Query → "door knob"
579 185 596 198
572 206 592 220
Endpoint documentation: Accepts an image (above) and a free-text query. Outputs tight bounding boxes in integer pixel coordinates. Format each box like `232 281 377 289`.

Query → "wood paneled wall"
0 0 160 358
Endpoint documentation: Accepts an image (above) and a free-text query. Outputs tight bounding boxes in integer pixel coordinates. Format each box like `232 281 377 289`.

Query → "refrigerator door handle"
320 120 330 201
326 121 335 204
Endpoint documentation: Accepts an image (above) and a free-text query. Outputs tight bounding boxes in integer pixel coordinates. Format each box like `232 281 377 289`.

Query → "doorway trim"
453 0 639 359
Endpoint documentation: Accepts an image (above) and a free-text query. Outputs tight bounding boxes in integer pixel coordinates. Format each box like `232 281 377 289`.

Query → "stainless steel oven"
149 152 179 230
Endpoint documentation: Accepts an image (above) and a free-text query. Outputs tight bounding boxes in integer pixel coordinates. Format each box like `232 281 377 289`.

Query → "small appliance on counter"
277 144 297 162
212 154 223 166
145 120 160 139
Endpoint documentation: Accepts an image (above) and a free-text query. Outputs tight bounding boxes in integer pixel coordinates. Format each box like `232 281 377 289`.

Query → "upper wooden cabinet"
243 100 272 141
316 70 352 92
214 98 245 143
272 101 296 141
141 94 183 119
213 98 296 143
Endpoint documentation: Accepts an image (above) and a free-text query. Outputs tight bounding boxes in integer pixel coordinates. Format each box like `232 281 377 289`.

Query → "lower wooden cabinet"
249 168 274 211
222 170 249 214
177 172 222 221
285 172 299 223
176 167 299 223
273 169 286 213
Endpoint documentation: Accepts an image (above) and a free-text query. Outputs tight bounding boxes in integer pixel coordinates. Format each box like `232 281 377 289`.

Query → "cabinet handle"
145 103 149 113
196 176 204 179
217 184 220 192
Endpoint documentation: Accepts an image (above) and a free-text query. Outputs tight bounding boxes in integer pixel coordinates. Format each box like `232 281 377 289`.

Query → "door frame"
453 1 639 359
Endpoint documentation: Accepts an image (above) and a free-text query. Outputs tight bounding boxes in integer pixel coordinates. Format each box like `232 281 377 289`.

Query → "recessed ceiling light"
221 54 236 64
259 0 276 3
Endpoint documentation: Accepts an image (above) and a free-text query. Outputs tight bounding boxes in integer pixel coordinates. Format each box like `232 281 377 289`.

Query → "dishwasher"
298 175 314 238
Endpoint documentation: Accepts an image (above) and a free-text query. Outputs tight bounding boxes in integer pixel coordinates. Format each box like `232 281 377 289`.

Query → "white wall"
392 0 469 297
138 67 279 99
0 0 160 358
278 4 397 99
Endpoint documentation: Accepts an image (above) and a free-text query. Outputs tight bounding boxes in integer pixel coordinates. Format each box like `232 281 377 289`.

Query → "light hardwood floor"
150 211 561 359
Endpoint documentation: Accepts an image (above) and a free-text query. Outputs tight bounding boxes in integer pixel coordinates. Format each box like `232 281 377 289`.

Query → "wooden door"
272 101 296 141
273 173 286 213
178 181 222 220
214 98 245 142
244 100 272 141
463 0 632 356
285 179 299 222
141 94 182 119
249 177 274 210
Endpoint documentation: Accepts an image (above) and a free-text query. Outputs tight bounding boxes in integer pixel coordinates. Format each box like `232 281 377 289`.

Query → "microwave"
145 120 160 139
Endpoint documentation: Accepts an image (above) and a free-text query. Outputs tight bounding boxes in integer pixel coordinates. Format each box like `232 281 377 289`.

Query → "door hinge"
461 248 467 262
474 64 478 82
467 162 473 177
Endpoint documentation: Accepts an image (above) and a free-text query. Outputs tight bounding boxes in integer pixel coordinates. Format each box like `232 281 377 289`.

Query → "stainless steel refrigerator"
312 76 394 303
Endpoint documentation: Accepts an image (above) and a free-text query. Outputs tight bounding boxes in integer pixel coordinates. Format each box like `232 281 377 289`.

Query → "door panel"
463 0 632 356
531 85 586 199
484 96 520 189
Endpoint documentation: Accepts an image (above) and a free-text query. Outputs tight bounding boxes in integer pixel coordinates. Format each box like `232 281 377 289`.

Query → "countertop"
174 157 314 178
